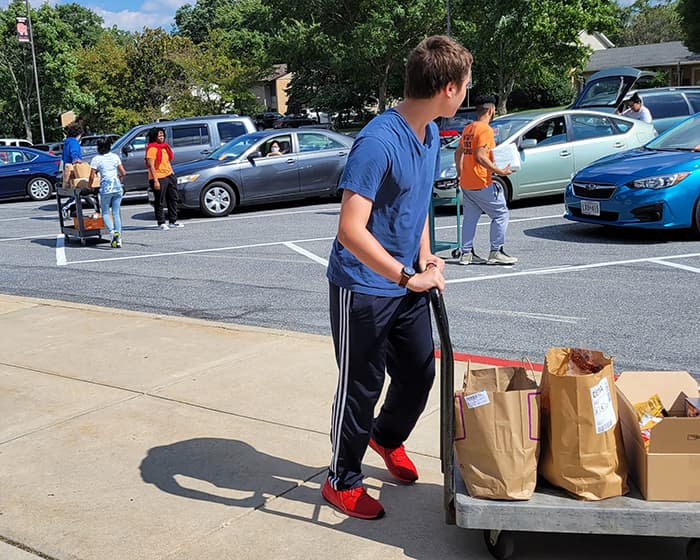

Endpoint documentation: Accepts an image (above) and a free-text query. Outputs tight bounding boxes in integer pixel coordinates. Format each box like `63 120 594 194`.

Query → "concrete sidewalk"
0 295 686 560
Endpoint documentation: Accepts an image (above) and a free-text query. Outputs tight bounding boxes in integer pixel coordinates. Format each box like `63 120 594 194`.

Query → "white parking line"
0 234 48 242
435 213 563 230
464 306 581 324
65 236 336 265
649 258 700 274
0 216 31 222
283 242 329 266
445 252 700 284
56 234 67 266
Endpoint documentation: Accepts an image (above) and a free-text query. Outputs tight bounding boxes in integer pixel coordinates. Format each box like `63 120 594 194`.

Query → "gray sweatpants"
460 182 510 252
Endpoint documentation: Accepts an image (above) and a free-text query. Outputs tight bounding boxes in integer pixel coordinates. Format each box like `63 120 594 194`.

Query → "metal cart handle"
429 288 456 524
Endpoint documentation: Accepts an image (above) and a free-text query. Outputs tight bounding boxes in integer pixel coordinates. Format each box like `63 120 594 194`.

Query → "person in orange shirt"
146 127 183 230
454 95 516 265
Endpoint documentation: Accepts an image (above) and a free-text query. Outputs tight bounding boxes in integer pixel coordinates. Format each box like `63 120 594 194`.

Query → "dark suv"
624 87 700 133
100 115 256 193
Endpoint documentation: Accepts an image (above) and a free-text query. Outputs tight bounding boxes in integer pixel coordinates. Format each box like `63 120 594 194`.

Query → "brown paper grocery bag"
539 347 628 500
454 364 540 500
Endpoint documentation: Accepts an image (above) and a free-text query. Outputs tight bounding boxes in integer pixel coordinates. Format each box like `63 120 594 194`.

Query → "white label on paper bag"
464 390 490 409
590 377 617 434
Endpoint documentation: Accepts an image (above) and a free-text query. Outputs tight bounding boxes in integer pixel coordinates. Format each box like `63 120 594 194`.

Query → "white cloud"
93 7 173 31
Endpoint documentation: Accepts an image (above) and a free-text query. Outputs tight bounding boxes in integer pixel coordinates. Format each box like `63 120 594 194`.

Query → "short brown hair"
404 35 473 99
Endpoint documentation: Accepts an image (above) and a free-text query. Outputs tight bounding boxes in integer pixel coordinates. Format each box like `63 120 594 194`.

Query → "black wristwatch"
398 266 416 288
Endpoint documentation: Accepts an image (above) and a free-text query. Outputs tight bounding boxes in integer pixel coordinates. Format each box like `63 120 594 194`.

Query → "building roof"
586 41 700 72
263 64 290 82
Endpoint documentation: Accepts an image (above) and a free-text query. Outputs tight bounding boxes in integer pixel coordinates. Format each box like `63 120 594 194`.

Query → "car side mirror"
122 146 132 155
520 138 537 150
247 151 262 162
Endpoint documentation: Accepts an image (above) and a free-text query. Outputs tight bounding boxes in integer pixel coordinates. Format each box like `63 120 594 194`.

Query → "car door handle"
18 167 30 172
337 151 346 156
613 142 625 148
559 150 571 157
286 158 295 164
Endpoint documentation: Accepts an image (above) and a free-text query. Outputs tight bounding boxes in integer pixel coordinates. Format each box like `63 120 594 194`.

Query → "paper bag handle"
521 356 538 383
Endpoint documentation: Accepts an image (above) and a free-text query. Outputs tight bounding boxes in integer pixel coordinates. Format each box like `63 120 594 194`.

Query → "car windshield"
111 130 135 151
490 117 534 145
209 132 268 160
646 114 700 151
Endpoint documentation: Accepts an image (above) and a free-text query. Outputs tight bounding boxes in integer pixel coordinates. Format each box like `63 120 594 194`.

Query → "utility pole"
25 0 45 143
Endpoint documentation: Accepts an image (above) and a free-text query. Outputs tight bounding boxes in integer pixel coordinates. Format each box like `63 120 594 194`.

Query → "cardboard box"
73 216 105 230
616 371 700 501
63 162 99 188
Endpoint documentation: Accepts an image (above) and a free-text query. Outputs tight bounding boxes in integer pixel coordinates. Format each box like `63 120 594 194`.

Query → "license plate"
581 200 600 216
147 191 155 202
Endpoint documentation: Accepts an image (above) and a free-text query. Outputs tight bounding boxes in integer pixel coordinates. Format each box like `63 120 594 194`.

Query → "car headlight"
177 174 200 185
627 173 689 189
439 165 457 179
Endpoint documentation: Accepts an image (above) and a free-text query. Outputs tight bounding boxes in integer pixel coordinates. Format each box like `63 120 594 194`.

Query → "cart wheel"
687 538 700 560
451 248 462 259
483 529 515 560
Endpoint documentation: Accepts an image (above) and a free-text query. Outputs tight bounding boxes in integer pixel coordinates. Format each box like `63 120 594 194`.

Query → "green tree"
451 0 617 114
0 0 95 141
166 30 260 116
678 0 700 52
271 0 444 117
75 29 136 134
609 0 683 47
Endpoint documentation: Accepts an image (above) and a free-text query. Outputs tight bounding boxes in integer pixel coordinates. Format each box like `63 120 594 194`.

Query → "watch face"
403 266 416 276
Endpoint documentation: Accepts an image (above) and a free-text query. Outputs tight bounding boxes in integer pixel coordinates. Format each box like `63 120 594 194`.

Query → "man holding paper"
454 95 517 265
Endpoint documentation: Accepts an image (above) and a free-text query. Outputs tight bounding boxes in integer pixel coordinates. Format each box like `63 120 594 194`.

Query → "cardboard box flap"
648 417 700 453
616 371 697 411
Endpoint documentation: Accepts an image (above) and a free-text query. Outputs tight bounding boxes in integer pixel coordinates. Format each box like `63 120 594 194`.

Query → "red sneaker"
369 438 419 483
321 479 385 519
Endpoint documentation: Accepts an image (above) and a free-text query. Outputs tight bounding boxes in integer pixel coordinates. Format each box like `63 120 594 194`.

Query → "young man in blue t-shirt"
324 35 473 519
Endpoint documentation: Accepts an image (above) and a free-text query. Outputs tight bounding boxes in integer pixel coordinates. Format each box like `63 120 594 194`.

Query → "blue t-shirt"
326 109 440 297
62 137 82 164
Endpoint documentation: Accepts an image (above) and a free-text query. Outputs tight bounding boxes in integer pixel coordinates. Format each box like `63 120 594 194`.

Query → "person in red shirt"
454 95 516 265
146 127 183 230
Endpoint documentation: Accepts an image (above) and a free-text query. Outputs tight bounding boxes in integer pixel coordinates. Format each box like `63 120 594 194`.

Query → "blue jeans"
460 182 510 252
99 191 123 236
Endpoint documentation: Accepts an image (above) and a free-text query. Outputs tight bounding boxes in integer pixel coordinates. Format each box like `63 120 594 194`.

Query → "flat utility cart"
56 186 108 246
430 290 700 560
429 178 462 258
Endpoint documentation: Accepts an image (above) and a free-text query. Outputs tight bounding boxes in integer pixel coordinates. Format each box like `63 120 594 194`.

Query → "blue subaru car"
564 112 700 234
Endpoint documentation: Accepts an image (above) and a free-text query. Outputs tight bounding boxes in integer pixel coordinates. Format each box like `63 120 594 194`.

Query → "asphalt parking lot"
0 194 698 379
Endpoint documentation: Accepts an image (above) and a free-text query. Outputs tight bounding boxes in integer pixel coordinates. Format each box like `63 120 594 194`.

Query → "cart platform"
56 187 108 245
430 289 700 560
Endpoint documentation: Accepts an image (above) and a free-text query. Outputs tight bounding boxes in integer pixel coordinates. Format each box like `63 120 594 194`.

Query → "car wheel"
27 176 53 201
493 175 512 205
200 182 236 217
691 197 700 238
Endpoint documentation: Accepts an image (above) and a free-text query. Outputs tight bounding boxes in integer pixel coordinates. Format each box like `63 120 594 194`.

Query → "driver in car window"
266 141 283 157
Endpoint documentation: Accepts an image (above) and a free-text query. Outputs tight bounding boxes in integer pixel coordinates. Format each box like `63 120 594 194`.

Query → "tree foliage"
268 0 444 116
450 0 617 114
609 0 683 47
2 0 668 140
678 0 700 52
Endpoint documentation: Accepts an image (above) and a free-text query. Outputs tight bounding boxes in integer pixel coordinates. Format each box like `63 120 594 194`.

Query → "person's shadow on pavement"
138 437 477 559
139 437 686 559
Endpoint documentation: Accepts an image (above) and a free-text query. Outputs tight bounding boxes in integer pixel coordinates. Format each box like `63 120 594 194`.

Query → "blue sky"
1 0 192 31
2 0 640 33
